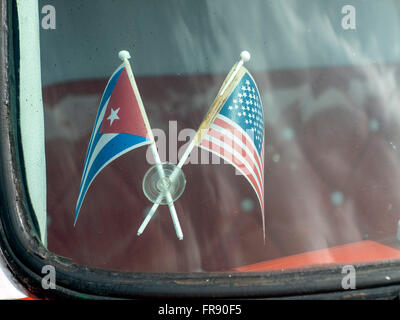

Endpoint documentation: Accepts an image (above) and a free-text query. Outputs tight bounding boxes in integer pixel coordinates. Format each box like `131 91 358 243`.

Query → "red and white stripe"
199 114 265 237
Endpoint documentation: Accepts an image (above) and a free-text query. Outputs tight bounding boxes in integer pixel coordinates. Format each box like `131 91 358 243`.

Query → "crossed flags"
74 50 265 241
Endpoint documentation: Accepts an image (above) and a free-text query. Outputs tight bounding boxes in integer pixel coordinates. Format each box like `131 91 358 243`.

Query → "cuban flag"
199 68 265 238
74 64 151 225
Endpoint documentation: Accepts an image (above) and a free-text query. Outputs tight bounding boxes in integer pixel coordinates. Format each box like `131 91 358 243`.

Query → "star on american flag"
219 73 264 152
199 71 265 239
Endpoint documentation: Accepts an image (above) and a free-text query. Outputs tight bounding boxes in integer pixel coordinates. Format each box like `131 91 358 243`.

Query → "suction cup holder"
142 162 186 205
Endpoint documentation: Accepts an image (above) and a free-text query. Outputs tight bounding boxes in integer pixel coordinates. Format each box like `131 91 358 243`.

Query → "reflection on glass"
40 0 400 272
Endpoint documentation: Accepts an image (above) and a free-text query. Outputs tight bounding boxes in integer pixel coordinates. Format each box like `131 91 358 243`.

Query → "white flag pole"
219 51 251 97
137 140 195 236
118 50 183 240
137 51 251 237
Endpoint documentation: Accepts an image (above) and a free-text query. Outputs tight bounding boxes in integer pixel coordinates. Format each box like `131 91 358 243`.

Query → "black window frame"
1 0 400 300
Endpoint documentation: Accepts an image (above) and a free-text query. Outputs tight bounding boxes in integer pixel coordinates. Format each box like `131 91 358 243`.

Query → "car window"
35 0 400 274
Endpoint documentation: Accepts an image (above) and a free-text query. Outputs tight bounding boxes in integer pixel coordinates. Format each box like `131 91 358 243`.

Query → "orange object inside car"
235 240 400 272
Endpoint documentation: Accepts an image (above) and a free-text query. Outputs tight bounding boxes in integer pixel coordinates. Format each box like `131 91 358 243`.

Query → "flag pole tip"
240 50 251 63
118 50 131 61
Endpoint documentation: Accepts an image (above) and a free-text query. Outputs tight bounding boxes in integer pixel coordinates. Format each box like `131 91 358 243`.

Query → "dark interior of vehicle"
40 0 400 273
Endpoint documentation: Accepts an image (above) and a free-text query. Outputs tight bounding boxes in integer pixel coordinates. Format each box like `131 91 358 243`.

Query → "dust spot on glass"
390 142 397 150
368 119 379 132
265 145 274 153
282 127 294 141
272 153 280 163
331 191 344 206
241 198 254 212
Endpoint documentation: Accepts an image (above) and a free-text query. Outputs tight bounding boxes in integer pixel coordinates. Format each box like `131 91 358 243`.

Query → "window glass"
17 0 47 244
39 0 400 273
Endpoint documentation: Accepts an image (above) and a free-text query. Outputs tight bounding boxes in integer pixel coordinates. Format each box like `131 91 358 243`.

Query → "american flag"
199 69 265 236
